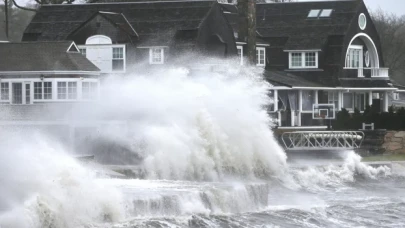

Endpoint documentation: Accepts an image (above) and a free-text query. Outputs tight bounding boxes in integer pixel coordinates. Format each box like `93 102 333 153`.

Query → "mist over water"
0 59 403 228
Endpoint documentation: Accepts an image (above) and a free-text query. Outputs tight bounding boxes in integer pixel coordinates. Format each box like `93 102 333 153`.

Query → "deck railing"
281 131 365 151
344 67 389 78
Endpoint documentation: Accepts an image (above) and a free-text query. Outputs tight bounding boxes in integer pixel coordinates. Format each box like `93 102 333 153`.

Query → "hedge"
332 106 405 130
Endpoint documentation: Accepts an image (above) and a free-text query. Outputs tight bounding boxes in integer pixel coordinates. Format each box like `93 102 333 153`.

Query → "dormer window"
308 9 333 18
289 51 318 69
149 48 164 64
256 47 266 67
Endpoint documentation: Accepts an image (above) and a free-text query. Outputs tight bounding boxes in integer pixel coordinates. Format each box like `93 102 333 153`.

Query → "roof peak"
41 0 215 7
257 0 359 4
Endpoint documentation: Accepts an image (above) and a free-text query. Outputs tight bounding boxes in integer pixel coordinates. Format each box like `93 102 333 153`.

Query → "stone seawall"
383 131 405 154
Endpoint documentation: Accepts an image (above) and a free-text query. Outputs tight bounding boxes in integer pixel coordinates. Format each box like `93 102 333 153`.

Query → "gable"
23 1 216 44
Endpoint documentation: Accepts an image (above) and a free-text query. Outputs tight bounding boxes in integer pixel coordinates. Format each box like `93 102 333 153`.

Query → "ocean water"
0 64 403 228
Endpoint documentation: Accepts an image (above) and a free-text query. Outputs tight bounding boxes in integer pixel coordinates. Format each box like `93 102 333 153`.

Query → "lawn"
362 154 405 162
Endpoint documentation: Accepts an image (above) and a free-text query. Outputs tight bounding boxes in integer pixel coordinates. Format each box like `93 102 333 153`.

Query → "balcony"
343 67 389 78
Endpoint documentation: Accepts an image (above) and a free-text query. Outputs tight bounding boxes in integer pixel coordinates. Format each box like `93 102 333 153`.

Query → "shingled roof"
225 0 362 49
23 1 217 44
0 41 100 73
264 70 325 88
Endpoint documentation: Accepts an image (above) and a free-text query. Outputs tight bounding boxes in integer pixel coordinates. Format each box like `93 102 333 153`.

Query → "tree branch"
11 0 38 12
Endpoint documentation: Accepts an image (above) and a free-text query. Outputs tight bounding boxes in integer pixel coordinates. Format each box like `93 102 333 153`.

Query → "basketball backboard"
313 104 335 119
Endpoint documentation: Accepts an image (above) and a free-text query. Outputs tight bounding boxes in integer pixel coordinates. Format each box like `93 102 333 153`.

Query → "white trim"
137 46 169 49
277 126 328 130
67 42 80 53
359 13 367 30
236 42 247 45
289 51 318 69
284 49 321 52
85 35 112 45
345 33 379 68
256 47 266 67
257 43 270 47
120 13 139 37
237 45 243 65
291 87 397 91
149 48 165 64
0 71 100 75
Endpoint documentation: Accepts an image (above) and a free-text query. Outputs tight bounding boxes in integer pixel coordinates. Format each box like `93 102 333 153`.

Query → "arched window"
85 35 112 45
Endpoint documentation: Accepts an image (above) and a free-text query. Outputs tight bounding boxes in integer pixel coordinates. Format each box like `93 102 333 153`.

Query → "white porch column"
274 90 278 111
291 112 295 126
383 91 389 112
315 90 319 104
368 91 373 106
298 90 302 126
338 91 343 111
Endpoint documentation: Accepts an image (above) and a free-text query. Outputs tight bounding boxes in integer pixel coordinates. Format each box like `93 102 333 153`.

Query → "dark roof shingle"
0 41 100 73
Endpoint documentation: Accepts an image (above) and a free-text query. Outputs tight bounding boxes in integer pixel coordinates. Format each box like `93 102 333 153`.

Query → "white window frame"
0 82 10 102
79 47 86 56
256 47 266 67
82 81 99 100
345 45 363 69
289 51 318 69
77 44 126 73
393 92 400 101
237 45 243 65
342 92 354 111
112 47 125 72
33 81 53 101
149 48 165 64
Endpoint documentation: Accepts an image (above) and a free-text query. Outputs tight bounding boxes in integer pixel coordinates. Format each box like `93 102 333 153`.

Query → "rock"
386 131 395 138
387 142 403 151
394 131 405 138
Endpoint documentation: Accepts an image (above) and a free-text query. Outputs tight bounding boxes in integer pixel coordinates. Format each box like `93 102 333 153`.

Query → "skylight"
319 9 333 17
308 9 333 18
308 9 321 18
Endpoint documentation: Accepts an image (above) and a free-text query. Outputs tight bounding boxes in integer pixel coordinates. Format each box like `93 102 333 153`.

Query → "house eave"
0 71 101 75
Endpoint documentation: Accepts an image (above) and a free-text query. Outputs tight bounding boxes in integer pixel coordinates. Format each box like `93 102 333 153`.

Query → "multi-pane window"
34 82 42 99
44 82 52 100
305 52 316 67
346 48 361 68
112 47 124 71
289 52 318 68
79 48 86 56
328 92 339 111
58 82 77 100
1 82 9 100
256 47 265 66
291 53 302 67
82 82 98 100
68 82 77 99
34 82 53 100
57 82 67 99
25 84 31 104
150 48 164 64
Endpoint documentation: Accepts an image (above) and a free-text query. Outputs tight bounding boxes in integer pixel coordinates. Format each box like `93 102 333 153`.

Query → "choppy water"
0 64 404 227
88 153 404 228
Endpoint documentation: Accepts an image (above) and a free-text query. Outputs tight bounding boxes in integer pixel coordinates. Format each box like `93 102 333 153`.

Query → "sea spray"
283 151 391 192
0 134 125 228
81 65 288 180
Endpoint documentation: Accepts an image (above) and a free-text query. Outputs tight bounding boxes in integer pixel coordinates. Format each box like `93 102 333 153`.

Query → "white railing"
344 67 389 78
281 131 365 151
367 67 389 77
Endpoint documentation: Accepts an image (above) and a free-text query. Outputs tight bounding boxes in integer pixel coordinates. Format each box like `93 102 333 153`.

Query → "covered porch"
269 87 397 128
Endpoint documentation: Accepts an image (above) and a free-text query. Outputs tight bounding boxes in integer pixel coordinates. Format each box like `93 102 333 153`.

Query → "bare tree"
371 10 405 85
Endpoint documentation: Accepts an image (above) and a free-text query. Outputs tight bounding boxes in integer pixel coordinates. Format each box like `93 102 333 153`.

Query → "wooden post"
368 91 373 106
274 90 278 111
298 90 302 126
238 0 256 65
